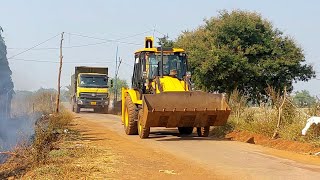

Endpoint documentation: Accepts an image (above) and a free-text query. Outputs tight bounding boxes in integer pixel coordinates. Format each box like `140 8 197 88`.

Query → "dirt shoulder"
226 130 320 165
23 115 225 180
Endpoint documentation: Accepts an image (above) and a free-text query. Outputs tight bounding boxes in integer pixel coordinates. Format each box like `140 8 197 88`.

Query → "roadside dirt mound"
226 130 320 155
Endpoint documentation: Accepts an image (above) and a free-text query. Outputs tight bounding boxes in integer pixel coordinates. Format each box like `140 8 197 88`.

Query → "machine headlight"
186 71 192 78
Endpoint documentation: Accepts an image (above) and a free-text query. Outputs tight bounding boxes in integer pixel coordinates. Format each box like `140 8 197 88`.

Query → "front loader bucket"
139 91 231 128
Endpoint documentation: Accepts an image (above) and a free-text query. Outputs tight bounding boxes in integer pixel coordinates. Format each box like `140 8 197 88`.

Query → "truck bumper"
77 99 109 108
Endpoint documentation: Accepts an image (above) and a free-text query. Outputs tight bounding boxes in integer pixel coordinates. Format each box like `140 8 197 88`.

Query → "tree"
0 28 14 117
175 10 315 103
293 90 316 107
109 77 128 101
158 36 174 48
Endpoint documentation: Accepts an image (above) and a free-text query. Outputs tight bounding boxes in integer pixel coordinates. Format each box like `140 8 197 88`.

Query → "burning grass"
0 109 73 179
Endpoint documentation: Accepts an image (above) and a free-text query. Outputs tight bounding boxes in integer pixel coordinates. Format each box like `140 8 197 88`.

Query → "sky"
1 0 320 95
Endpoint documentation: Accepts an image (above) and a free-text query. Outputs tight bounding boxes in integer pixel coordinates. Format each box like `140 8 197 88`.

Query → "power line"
7 30 153 50
8 34 60 59
154 29 168 37
68 33 142 46
7 41 112 50
114 30 154 41
9 58 114 64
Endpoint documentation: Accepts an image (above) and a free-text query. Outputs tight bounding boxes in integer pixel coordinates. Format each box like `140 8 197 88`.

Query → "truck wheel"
75 104 80 113
94 107 101 113
178 127 194 135
103 106 109 114
197 127 210 137
138 110 150 139
123 96 138 135
71 100 75 112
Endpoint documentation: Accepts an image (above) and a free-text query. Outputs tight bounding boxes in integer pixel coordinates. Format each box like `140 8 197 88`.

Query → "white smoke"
0 28 36 162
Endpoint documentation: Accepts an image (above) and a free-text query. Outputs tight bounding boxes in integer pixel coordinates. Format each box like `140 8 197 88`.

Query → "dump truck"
121 37 231 138
71 66 110 113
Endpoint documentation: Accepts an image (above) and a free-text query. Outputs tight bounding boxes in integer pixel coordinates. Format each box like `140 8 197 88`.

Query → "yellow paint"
76 87 108 97
121 88 142 123
124 107 129 127
159 76 188 92
78 73 106 76
138 120 142 134
126 89 142 105
121 87 127 123
135 47 185 53
151 77 189 93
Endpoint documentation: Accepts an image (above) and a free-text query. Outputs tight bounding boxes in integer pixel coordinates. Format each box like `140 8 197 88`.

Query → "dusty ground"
23 111 320 179
23 115 223 180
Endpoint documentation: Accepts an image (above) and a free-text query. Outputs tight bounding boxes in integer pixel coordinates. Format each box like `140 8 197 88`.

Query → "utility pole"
114 46 118 104
56 32 64 113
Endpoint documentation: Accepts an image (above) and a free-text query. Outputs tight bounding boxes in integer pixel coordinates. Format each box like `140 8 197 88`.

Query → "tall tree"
158 36 174 48
175 10 315 103
0 27 14 117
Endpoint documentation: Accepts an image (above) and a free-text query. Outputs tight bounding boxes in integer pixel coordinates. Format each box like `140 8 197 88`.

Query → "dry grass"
26 141 117 179
0 89 73 179
222 89 320 147
0 110 73 179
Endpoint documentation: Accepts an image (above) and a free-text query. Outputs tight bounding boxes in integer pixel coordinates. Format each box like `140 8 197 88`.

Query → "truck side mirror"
110 80 114 88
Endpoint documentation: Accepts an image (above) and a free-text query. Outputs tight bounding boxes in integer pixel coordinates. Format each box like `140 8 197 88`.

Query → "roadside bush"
222 87 320 145
33 111 73 163
0 90 73 178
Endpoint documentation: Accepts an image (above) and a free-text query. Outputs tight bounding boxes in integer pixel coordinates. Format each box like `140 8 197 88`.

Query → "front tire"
123 96 138 135
178 127 194 135
103 106 109 114
138 110 150 139
75 104 80 113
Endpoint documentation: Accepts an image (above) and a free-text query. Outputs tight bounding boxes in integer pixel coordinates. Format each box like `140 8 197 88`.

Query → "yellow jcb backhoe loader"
122 37 231 138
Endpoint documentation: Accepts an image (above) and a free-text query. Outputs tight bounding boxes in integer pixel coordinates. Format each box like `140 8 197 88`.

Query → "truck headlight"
78 100 83 105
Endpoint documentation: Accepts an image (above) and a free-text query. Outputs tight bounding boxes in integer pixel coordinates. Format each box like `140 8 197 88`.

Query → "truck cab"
71 67 110 113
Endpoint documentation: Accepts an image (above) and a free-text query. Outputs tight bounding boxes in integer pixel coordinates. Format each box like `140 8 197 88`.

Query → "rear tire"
178 127 194 135
71 103 75 112
124 96 138 135
138 110 150 139
197 127 210 137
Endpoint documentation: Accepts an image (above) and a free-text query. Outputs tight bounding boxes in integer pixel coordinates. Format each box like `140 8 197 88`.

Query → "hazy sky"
1 0 320 95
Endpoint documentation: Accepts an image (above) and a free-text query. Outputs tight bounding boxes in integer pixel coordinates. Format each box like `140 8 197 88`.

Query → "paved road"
76 111 320 180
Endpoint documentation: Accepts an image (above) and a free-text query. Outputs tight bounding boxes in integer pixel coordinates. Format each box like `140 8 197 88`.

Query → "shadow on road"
149 129 232 142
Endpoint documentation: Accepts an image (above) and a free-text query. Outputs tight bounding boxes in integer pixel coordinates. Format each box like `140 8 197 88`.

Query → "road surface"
75 111 320 179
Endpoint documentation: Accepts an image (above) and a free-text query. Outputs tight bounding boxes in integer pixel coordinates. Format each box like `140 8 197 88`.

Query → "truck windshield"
79 75 108 88
147 53 187 79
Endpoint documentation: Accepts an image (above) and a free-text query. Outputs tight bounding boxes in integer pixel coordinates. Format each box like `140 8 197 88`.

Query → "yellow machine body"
121 37 231 138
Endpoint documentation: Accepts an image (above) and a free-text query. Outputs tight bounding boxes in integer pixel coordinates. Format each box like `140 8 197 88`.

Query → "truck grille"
80 93 108 100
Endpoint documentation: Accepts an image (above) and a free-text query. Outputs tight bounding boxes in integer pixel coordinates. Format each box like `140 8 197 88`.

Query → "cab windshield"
79 75 108 88
147 53 187 79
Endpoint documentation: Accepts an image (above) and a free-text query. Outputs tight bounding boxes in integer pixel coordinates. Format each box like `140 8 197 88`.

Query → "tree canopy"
158 36 174 48
109 77 128 101
0 29 14 117
175 10 315 103
293 90 316 107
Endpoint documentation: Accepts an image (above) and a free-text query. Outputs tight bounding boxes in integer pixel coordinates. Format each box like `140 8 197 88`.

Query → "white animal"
302 116 320 135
